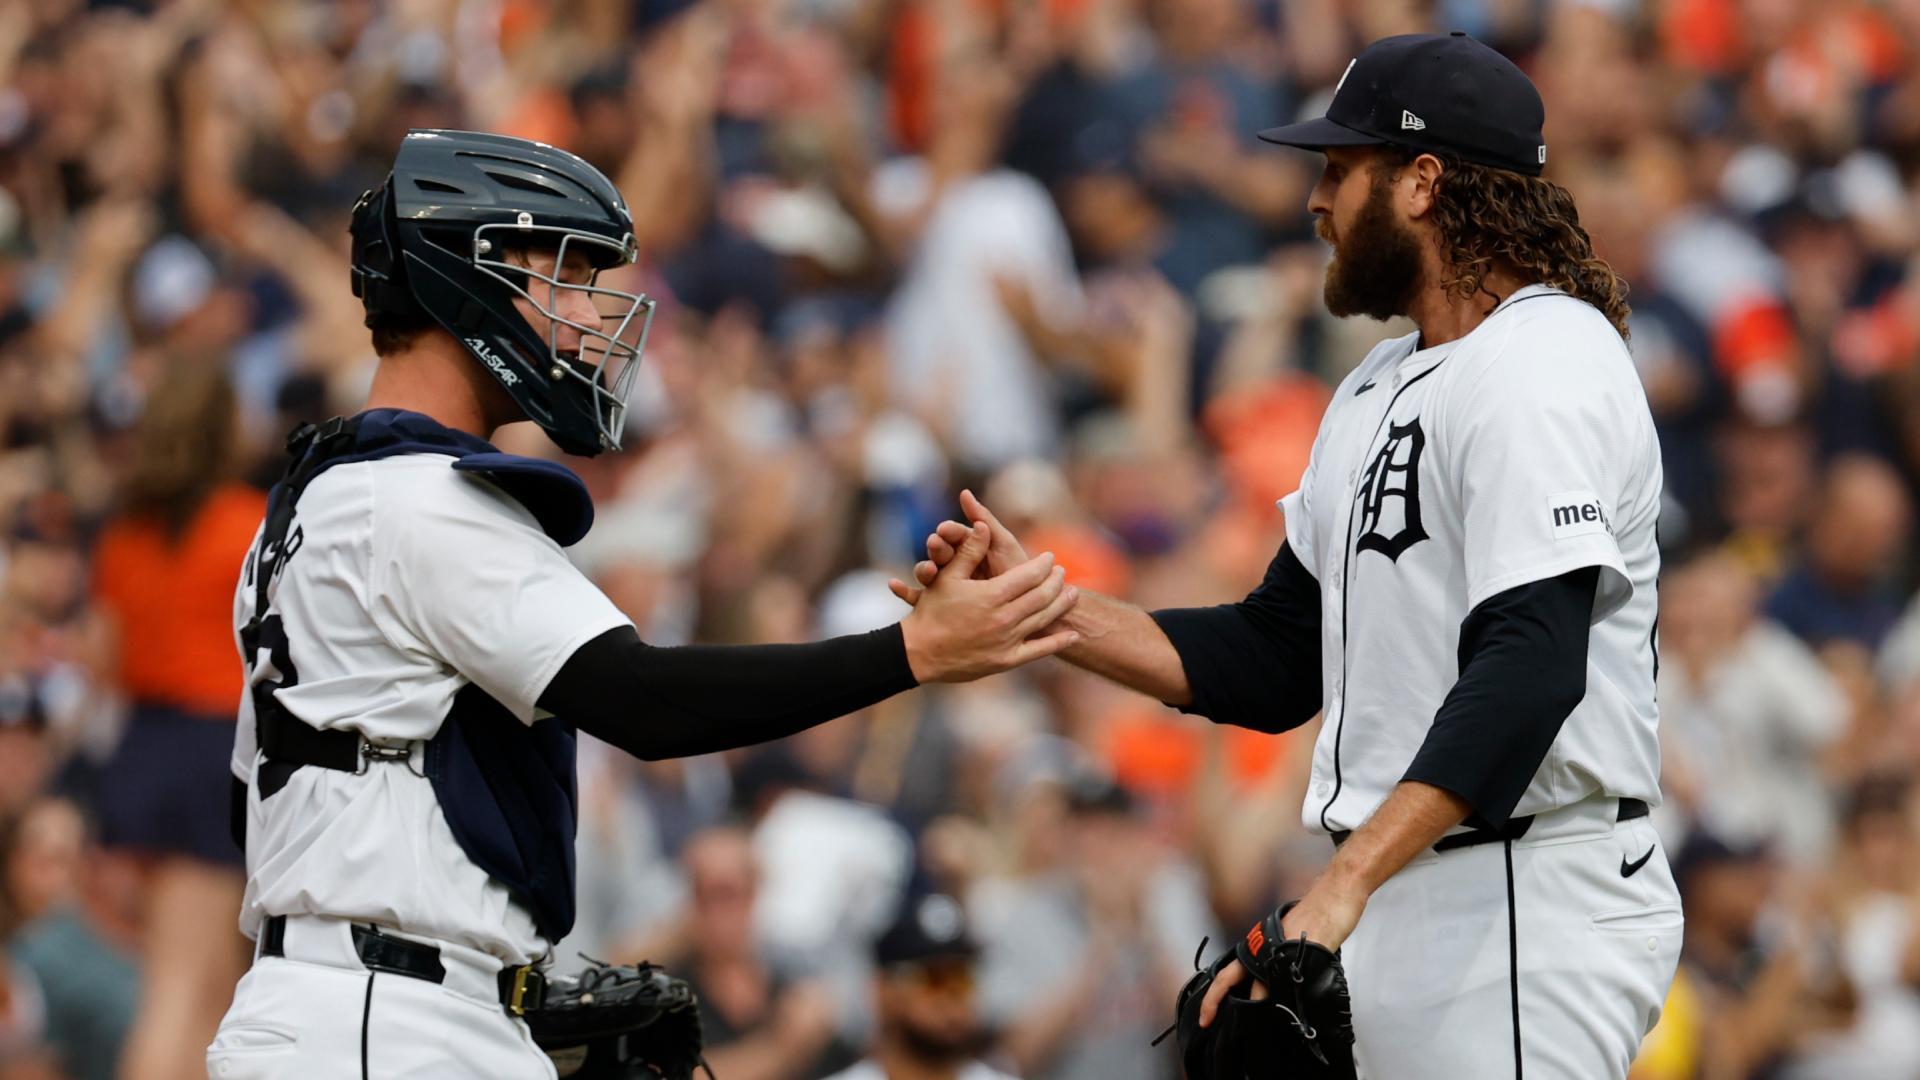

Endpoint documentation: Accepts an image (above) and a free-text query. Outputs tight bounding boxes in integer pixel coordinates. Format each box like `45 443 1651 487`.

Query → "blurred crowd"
4 0 1920 1077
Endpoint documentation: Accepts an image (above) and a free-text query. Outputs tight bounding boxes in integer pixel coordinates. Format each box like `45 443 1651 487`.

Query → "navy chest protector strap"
241 409 594 943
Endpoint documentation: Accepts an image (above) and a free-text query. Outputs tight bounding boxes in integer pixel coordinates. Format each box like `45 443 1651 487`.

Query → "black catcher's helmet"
349 130 656 456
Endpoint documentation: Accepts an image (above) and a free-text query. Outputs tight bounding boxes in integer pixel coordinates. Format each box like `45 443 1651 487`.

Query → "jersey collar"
1489 283 1562 315
1409 283 1564 354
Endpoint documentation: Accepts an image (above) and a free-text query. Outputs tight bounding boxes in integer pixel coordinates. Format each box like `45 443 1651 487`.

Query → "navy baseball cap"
1258 32 1548 177
874 893 979 969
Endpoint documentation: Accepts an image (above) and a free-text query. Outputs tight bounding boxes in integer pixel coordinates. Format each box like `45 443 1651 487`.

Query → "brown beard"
1321 170 1425 322
895 1018 986 1063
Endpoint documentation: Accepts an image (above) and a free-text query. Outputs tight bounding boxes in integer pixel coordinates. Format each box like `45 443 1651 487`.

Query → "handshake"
891 490 1081 685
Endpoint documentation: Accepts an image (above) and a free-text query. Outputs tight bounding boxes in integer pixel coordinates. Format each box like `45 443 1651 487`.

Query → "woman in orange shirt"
90 361 264 1080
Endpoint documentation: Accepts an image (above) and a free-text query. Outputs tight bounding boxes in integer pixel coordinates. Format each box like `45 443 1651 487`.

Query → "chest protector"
241 409 595 943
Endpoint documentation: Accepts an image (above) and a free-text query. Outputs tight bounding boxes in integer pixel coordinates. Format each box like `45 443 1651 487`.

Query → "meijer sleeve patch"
1546 490 1612 539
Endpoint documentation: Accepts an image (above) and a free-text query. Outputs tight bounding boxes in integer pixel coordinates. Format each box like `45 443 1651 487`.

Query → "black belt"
259 711 412 773
1330 798 1648 852
260 914 547 1016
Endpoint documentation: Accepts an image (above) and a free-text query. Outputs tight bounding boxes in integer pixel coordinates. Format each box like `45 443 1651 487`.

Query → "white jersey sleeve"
1437 305 1649 619
369 463 633 724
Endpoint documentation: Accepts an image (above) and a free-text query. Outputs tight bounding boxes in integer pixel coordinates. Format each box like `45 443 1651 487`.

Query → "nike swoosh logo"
1354 380 1378 396
1620 845 1656 879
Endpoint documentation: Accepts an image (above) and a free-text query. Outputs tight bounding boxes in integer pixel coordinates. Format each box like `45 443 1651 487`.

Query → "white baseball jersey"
1280 284 1662 834
228 453 631 964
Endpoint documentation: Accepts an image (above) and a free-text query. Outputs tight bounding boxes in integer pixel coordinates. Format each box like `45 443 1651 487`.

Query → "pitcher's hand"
898 520 1079 682
888 491 1032 607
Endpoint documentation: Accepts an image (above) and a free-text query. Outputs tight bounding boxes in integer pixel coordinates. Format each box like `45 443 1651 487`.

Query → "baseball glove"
525 959 710 1080
1153 903 1356 1080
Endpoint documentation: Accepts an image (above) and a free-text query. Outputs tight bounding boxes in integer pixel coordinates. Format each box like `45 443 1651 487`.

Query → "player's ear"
1403 153 1445 219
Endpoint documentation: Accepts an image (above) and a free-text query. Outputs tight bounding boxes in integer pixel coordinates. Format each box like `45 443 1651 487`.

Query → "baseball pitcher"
901 33 1680 1080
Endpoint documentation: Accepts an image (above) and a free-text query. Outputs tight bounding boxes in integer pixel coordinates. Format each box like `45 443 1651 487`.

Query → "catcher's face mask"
476 225 656 453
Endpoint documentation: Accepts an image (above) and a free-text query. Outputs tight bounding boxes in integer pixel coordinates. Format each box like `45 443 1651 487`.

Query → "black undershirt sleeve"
1148 542 1324 734
536 622 919 760
1402 565 1601 829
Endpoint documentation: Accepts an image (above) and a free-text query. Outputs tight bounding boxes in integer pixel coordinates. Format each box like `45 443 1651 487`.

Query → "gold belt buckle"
507 965 534 1016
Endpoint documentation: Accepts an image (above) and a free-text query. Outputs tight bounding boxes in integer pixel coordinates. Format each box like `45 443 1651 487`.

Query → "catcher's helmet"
349 129 655 456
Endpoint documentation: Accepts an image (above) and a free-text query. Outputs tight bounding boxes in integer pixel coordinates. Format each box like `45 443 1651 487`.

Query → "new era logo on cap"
1401 110 1426 131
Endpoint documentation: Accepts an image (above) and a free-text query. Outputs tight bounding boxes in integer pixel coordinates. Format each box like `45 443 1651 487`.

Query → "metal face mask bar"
471 220 656 451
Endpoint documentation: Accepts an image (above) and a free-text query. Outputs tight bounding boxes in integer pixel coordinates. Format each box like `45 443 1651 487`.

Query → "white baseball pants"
1339 796 1682 1079
207 916 557 1079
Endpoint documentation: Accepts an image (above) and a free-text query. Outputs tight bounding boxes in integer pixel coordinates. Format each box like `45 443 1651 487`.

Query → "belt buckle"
506 965 544 1016
356 739 416 776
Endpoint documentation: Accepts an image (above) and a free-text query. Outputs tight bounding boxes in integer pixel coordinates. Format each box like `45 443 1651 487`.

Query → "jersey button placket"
1336 470 1357 588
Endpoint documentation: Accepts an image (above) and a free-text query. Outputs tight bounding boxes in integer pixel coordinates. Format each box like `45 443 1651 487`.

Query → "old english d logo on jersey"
1355 419 1428 561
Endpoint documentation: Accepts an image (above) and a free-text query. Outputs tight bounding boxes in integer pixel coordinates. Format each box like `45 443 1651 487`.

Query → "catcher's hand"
525 959 710 1080
1153 903 1356 1079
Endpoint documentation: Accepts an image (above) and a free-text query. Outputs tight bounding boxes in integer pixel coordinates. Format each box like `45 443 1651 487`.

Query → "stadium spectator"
87 361 259 1080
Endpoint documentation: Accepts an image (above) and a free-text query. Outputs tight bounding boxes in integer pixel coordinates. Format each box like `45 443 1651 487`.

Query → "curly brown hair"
1379 146 1632 340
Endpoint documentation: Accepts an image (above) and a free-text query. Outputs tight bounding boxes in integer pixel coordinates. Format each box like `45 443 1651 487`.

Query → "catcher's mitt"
1153 903 1356 1080
524 959 710 1080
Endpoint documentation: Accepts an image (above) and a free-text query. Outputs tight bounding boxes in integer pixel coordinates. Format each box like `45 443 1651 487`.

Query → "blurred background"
1 0 1919 1077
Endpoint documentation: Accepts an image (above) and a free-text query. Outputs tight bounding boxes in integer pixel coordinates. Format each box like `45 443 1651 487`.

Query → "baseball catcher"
209 127 1082 1078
